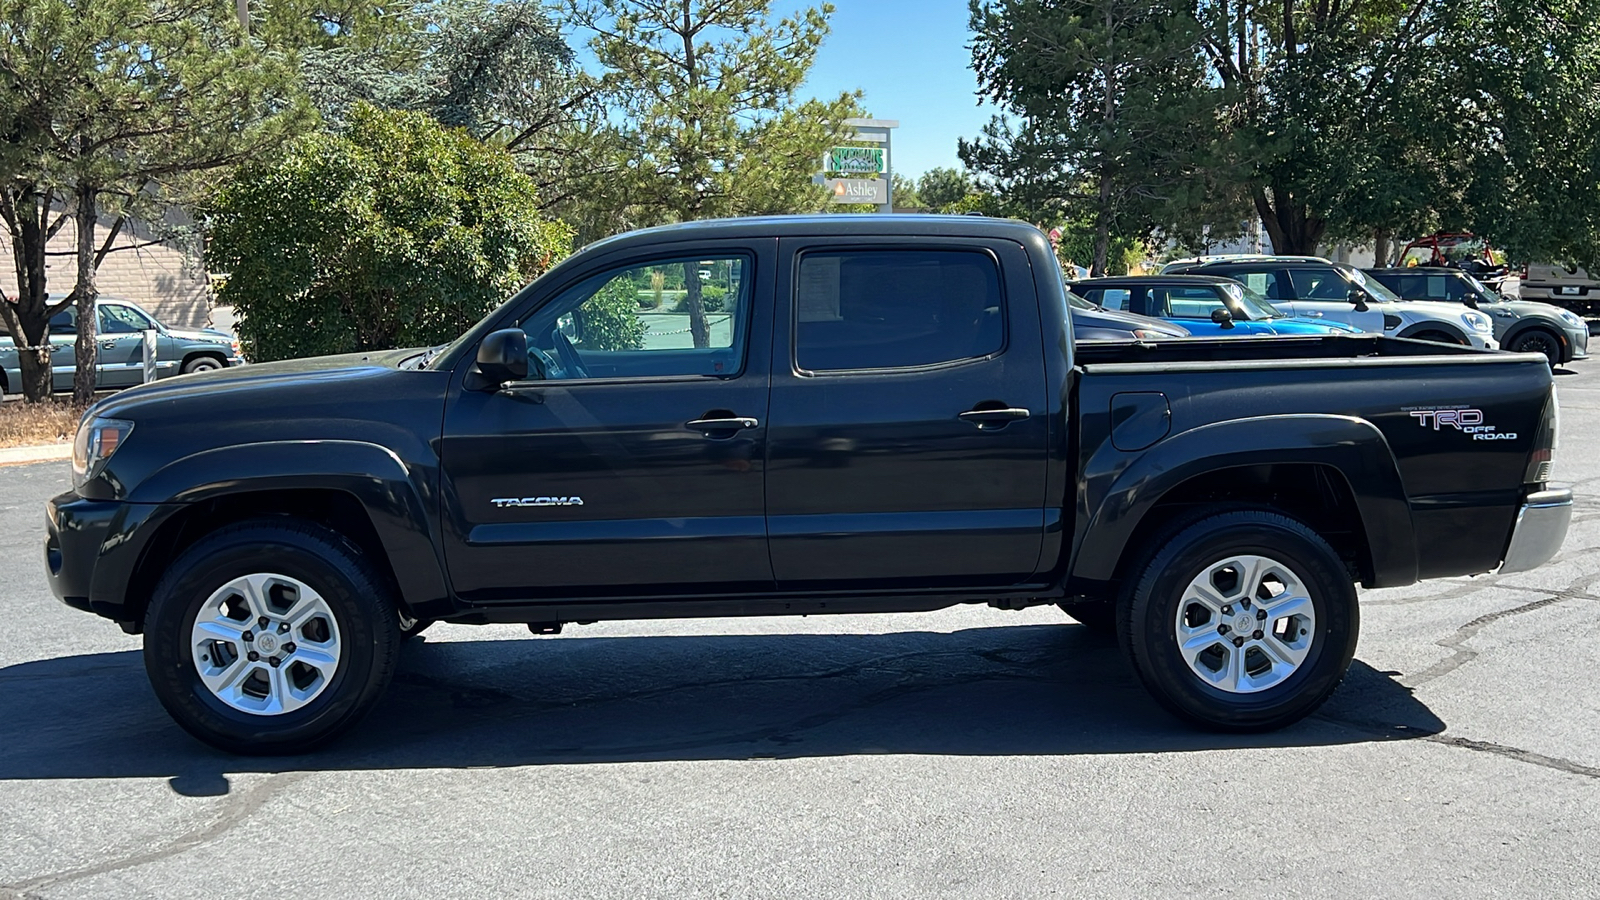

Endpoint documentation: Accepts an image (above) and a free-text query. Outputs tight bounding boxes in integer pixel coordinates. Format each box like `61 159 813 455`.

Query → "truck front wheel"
1119 510 1358 731
143 519 401 754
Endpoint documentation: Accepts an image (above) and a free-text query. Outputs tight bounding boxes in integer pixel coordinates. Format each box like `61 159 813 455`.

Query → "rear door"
764 239 1049 590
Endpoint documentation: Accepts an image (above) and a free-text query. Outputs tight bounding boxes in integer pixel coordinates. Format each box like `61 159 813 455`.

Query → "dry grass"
0 400 88 448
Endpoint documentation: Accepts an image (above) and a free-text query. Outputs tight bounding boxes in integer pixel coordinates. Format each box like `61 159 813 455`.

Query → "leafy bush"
700 283 728 312
206 104 573 361
574 278 646 351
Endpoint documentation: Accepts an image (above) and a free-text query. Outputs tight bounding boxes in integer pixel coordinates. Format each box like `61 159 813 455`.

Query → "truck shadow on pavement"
0 623 1443 786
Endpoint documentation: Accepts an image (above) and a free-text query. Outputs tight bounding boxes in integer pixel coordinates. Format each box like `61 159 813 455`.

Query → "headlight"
1559 310 1585 327
1462 312 1492 333
1133 329 1177 339
71 416 133 488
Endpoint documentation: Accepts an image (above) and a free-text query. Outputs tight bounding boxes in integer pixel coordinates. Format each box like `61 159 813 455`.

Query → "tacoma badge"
492 496 585 508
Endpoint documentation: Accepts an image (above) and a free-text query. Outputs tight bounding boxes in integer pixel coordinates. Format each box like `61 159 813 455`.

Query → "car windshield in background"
1221 282 1283 319
1345 267 1404 303
1462 272 1502 303
1066 291 1097 310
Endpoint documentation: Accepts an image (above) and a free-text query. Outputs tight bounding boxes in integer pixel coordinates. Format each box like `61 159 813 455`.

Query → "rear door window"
794 249 1005 372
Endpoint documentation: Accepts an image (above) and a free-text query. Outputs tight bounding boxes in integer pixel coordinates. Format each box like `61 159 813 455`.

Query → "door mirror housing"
467 328 528 390
1348 287 1371 312
1210 308 1235 329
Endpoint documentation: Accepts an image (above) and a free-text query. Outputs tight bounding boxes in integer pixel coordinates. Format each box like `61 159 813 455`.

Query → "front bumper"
1498 488 1573 574
1468 332 1500 351
46 491 172 626
1564 324 1589 360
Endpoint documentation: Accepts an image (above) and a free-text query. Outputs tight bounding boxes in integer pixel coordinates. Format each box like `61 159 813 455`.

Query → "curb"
0 444 72 466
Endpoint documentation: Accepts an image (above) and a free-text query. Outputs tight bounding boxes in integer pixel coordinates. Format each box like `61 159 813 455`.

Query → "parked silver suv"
0 296 244 394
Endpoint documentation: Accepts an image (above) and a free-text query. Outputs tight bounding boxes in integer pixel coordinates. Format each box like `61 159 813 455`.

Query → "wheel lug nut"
268 656 281 668
1222 605 1233 615
278 622 291 634
247 651 260 662
1218 624 1231 635
1256 609 1268 620
284 642 296 653
258 616 270 627
1232 636 1245 647
242 630 254 642
1252 630 1263 640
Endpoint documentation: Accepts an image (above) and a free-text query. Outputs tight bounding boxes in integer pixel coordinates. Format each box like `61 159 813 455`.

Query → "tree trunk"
1252 184 1326 256
1 185 59 402
1373 228 1392 267
683 262 708 349
72 186 98 404
1092 171 1112 276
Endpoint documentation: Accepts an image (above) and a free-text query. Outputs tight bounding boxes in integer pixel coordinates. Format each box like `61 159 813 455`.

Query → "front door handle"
958 407 1030 429
686 416 759 434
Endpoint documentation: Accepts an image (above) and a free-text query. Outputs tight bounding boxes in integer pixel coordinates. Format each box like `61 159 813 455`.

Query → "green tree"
965 0 1241 274
563 0 861 347
0 0 309 402
891 172 922 210
916 167 972 212
206 104 572 362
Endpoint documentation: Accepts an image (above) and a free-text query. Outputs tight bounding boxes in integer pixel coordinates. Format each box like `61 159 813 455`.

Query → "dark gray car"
1365 267 1589 366
1 297 244 394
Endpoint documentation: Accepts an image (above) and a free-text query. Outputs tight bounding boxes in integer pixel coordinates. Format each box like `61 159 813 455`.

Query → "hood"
166 327 236 343
1261 317 1362 335
1071 305 1190 337
90 348 422 418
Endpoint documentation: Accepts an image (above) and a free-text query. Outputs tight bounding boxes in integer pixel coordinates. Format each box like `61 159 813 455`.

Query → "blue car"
1069 275 1362 337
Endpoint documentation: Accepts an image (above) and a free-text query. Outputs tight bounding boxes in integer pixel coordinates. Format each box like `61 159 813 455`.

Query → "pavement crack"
0 772 306 895
1423 735 1600 780
1403 596 1567 688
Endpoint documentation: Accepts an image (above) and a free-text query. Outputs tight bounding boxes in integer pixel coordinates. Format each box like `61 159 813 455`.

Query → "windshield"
1343 266 1403 303
1066 291 1097 310
1461 272 1503 304
1220 282 1283 319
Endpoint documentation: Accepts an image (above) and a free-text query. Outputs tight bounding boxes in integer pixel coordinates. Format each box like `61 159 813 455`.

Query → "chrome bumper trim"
1498 488 1573 574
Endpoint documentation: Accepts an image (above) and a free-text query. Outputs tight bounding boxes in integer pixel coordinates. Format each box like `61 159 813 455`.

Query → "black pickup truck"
46 216 1570 754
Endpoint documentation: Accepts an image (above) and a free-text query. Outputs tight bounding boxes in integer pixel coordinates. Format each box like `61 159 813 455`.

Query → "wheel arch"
1069 415 1416 592
109 441 451 631
1502 322 1568 359
180 350 229 371
1395 322 1468 344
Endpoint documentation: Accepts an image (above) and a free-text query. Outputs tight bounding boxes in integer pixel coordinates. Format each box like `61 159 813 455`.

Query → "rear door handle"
958 407 1030 426
686 416 759 433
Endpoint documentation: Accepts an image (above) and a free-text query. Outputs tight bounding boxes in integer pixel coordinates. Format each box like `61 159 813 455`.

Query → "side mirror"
1210 308 1235 329
467 328 528 391
1348 288 1370 312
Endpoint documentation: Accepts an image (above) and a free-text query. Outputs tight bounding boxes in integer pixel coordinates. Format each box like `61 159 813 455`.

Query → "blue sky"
801 1 1000 180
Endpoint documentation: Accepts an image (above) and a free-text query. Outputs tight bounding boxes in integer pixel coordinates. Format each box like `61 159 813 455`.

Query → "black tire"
1118 509 1358 731
1509 329 1563 367
181 355 224 374
143 519 401 754
1058 600 1117 634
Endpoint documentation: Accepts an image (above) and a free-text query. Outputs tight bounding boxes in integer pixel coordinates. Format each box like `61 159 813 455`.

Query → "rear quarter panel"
1070 353 1552 586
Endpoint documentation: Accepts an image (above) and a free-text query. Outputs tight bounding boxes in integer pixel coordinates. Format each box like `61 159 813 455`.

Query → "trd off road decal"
1404 406 1518 441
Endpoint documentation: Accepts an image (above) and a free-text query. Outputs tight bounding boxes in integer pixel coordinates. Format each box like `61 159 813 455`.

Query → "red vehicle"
1398 233 1511 291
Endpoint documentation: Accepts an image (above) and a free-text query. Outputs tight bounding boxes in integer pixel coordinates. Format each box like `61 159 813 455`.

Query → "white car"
1163 258 1498 348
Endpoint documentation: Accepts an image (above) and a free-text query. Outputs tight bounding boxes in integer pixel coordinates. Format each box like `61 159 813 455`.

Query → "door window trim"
504 250 759 388
788 245 1010 377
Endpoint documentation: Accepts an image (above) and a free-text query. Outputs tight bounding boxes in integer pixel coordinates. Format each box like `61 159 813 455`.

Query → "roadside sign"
825 146 886 176
826 178 887 205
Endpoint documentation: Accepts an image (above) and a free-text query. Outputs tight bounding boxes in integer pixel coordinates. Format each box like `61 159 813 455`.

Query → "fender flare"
1071 414 1417 588
122 440 450 612
1396 321 1469 344
1500 321 1567 355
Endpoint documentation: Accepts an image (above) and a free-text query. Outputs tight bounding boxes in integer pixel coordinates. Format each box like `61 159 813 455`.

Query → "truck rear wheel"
1119 510 1358 731
143 519 401 754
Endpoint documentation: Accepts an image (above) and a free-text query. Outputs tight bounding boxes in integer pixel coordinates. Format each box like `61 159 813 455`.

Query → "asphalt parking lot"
2 364 1598 899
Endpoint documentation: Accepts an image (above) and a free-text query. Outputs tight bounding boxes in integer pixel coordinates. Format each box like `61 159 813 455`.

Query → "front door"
96 303 156 387
439 242 776 602
764 240 1049 590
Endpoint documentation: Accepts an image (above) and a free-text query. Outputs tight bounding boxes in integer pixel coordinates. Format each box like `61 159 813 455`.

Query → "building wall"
3 214 213 329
